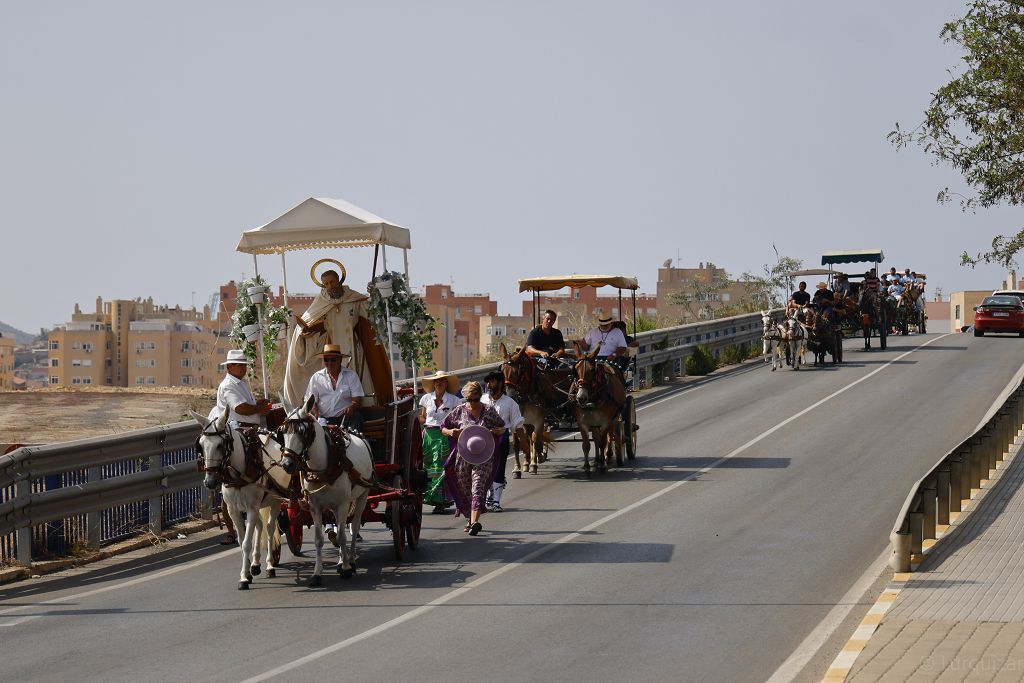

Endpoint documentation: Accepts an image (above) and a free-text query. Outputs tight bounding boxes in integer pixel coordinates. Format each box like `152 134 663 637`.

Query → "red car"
974 296 1024 337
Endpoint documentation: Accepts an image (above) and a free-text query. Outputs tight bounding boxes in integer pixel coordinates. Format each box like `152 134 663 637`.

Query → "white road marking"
243 334 952 682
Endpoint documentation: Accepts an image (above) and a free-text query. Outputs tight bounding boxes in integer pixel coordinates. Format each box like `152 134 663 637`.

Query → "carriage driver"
209 349 272 427
303 344 365 433
583 313 629 372
525 309 568 368
787 281 811 315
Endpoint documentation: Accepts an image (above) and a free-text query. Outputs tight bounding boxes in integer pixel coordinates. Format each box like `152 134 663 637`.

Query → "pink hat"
457 424 495 465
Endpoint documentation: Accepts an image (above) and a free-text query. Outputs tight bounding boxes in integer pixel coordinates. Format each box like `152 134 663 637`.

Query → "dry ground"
0 387 218 445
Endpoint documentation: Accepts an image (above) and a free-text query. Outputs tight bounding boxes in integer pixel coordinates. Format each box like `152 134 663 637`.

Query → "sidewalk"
845 427 1024 681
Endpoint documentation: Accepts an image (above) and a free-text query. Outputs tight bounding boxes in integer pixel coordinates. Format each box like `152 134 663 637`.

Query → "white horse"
279 396 373 587
761 311 786 371
191 408 289 590
782 313 807 371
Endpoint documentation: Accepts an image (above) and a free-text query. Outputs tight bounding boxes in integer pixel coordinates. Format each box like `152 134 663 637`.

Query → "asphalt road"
3 332 1023 683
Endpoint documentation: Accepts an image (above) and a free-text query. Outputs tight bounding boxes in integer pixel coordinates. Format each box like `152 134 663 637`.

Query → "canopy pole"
280 251 290 360
381 246 398 403
403 248 415 387
618 290 623 322
372 244 380 280
252 255 259 279
631 290 637 336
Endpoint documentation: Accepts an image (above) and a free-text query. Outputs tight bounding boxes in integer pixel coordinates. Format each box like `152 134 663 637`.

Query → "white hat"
221 349 252 366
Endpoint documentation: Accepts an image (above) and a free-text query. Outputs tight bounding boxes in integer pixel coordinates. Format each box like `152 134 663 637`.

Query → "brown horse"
499 344 567 476
571 342 628 476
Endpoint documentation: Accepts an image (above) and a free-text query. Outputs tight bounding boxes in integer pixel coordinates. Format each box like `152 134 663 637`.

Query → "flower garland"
366 271 437 369
229 275 291 373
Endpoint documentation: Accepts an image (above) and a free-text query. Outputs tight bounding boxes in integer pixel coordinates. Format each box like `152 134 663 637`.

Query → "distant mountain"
0 321 37 345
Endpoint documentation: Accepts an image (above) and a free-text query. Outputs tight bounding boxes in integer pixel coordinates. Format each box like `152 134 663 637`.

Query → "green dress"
420 392 459 506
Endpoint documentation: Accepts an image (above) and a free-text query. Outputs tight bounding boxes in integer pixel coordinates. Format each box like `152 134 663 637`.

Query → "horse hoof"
267 568 276 578
238 581 249 591
340 568 354 580
250 565 261 576
530 466 538 474
513 471 522 479
309 575 322 587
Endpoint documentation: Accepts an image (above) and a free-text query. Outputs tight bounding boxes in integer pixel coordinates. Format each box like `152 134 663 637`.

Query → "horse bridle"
195 423 243 486
280 415 318 474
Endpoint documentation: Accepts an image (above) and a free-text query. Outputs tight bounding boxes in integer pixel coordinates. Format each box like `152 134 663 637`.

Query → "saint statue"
282 261 375 408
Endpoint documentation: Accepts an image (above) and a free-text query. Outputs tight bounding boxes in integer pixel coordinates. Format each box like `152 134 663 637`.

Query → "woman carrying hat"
440 380 505 535
419 370 461 514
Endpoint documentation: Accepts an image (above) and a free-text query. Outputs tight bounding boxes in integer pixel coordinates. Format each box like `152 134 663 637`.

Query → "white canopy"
236 197 412 255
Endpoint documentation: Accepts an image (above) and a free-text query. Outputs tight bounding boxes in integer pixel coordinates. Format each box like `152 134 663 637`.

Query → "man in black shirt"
526 309 567 366
787 281 810 315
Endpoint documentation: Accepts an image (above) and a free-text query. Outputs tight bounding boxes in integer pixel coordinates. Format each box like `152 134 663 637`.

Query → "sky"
1 1 1018 334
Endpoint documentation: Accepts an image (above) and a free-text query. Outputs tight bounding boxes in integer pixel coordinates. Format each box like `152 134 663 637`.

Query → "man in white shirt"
482 371 525 512
304 344 365 433
210 349 272 427
583 313 629 371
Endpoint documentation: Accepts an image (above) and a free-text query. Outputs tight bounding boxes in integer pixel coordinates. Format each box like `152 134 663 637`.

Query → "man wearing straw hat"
304 344 365 433
209 349 272 428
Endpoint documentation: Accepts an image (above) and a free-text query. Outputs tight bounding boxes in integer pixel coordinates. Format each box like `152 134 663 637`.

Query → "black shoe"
432 505 447 515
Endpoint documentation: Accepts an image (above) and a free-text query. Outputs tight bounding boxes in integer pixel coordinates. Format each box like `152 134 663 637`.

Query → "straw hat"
220 349 252 366
317 343 351 358
816 282 828 289
421 370 460 393
597 313 614 325
457 424 495 465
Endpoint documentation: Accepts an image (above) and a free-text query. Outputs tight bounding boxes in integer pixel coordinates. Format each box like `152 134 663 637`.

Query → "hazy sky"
1 1 1017 334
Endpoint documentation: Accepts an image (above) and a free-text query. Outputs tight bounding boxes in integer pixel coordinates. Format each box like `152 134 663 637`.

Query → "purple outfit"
442 403 505 517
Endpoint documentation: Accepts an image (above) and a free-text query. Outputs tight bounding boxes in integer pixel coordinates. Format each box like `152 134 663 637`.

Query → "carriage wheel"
834 330 844 363
879 322 888 350
390 474 406 562
282 510 304 557
403 494 422 550
921 314 927 334
624 395 637 460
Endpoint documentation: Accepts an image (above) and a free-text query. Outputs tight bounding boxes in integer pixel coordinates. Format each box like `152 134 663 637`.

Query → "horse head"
571 341 602 407
190 408 233 491
278 395 319 475
501 343 535 403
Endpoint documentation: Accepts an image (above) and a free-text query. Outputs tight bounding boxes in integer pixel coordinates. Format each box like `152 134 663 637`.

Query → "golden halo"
310 258 346 287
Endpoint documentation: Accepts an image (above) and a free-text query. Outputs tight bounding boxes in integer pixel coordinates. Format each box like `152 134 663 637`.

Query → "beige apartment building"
950 291 994 332
48 297 224 388
423 284 498 371
656 262 748 323
0 334 14 390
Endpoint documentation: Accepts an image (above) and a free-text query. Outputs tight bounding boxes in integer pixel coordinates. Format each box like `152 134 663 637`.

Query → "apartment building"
656 262 748 323
217 280 316 322
423 284 498 371
48 297 223 388
0 334 14 390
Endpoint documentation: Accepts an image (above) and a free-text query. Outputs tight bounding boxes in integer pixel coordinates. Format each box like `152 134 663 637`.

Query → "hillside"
0 321 36 345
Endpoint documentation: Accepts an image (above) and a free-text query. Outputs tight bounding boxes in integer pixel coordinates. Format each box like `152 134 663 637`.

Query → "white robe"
282 286 373 408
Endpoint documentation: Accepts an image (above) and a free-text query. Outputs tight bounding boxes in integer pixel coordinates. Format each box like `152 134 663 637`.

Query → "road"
2 332 1022 683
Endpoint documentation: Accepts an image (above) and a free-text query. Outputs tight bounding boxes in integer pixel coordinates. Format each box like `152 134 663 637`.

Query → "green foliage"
738 249 803 310
367 271 438 369
889 0 1024 267
720 344 748 366
685 344 717 376
230 275 291 374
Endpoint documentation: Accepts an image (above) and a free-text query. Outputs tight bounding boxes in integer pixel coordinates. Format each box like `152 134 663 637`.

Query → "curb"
0 519 221 586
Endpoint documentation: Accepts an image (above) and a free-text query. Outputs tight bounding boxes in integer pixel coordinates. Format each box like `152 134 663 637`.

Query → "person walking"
441 381 505 535
482 371 525 512
419 370 460 514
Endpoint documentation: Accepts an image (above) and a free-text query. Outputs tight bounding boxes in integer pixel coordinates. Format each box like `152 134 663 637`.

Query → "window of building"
50 376 59 385
49 341 59 350
955 304 961 321
136 376 145 385
181 358 194 368
72 377 81 385
136 359 145 367
147 342 156 350
182 341 192 351
106 376 112 384
83 343 93 352
105 358 112 367
72 341 82 350
181 375 192 385
72 359 82 367
147 376 156 385
564 327 577 336
722 293 731 302
575 291 581 299
83 359 92 367
82 377 91 385
106 341 111 350
474 305 482 315
50 358 59 367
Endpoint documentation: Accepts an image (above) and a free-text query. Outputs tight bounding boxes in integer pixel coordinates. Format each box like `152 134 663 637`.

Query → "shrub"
685 344 717 375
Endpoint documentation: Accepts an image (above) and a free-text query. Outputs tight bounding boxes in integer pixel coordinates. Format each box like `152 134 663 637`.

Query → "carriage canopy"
821 249 885 266
518 274 639 293
236 197 412 255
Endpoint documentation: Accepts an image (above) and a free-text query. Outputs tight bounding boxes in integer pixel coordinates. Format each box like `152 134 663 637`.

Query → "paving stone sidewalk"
848 429 1024 682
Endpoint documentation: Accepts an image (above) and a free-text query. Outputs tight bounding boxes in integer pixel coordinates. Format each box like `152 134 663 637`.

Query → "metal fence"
890 376 1024 572
0 423 206 565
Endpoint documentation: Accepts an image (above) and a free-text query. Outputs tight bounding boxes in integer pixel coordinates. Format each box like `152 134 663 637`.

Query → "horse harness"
503 353 575 413
196 424 287 493
573 357 625 413
281 416 376 490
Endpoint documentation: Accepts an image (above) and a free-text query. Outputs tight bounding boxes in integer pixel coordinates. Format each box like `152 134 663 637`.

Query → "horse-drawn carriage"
501 275 639 477
821 248 889 351
195 198 428 588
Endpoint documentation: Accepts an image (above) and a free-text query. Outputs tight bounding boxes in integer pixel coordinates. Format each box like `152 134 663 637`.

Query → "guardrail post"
910 510 924 559
148 455 162 535
890 526 911 572
922 475 937 542
972 436 988 491
87 466 101 549
982 428 998 474
950 454 964 514
15 478 32 565
937 465 951 526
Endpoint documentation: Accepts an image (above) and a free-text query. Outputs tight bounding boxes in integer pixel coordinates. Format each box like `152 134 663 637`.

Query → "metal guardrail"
889 376 1024 572
0 423 206 565
2 310 783 566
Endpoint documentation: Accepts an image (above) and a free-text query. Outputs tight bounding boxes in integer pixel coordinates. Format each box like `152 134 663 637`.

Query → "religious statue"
282 259 374 408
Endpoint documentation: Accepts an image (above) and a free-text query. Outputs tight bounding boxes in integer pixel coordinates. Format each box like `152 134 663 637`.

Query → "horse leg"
262 505 279 578
580 424 591 478
595 428 607 474
247 495 264 578
531 429 541 474
224 492 252 589
309 505 324 587
512 428 524 479
334 494 353 579
346 490 369 575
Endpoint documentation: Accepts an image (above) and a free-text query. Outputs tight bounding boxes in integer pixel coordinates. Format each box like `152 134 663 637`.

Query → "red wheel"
283 508 304 556
404 494 422 550
390 474 405 561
